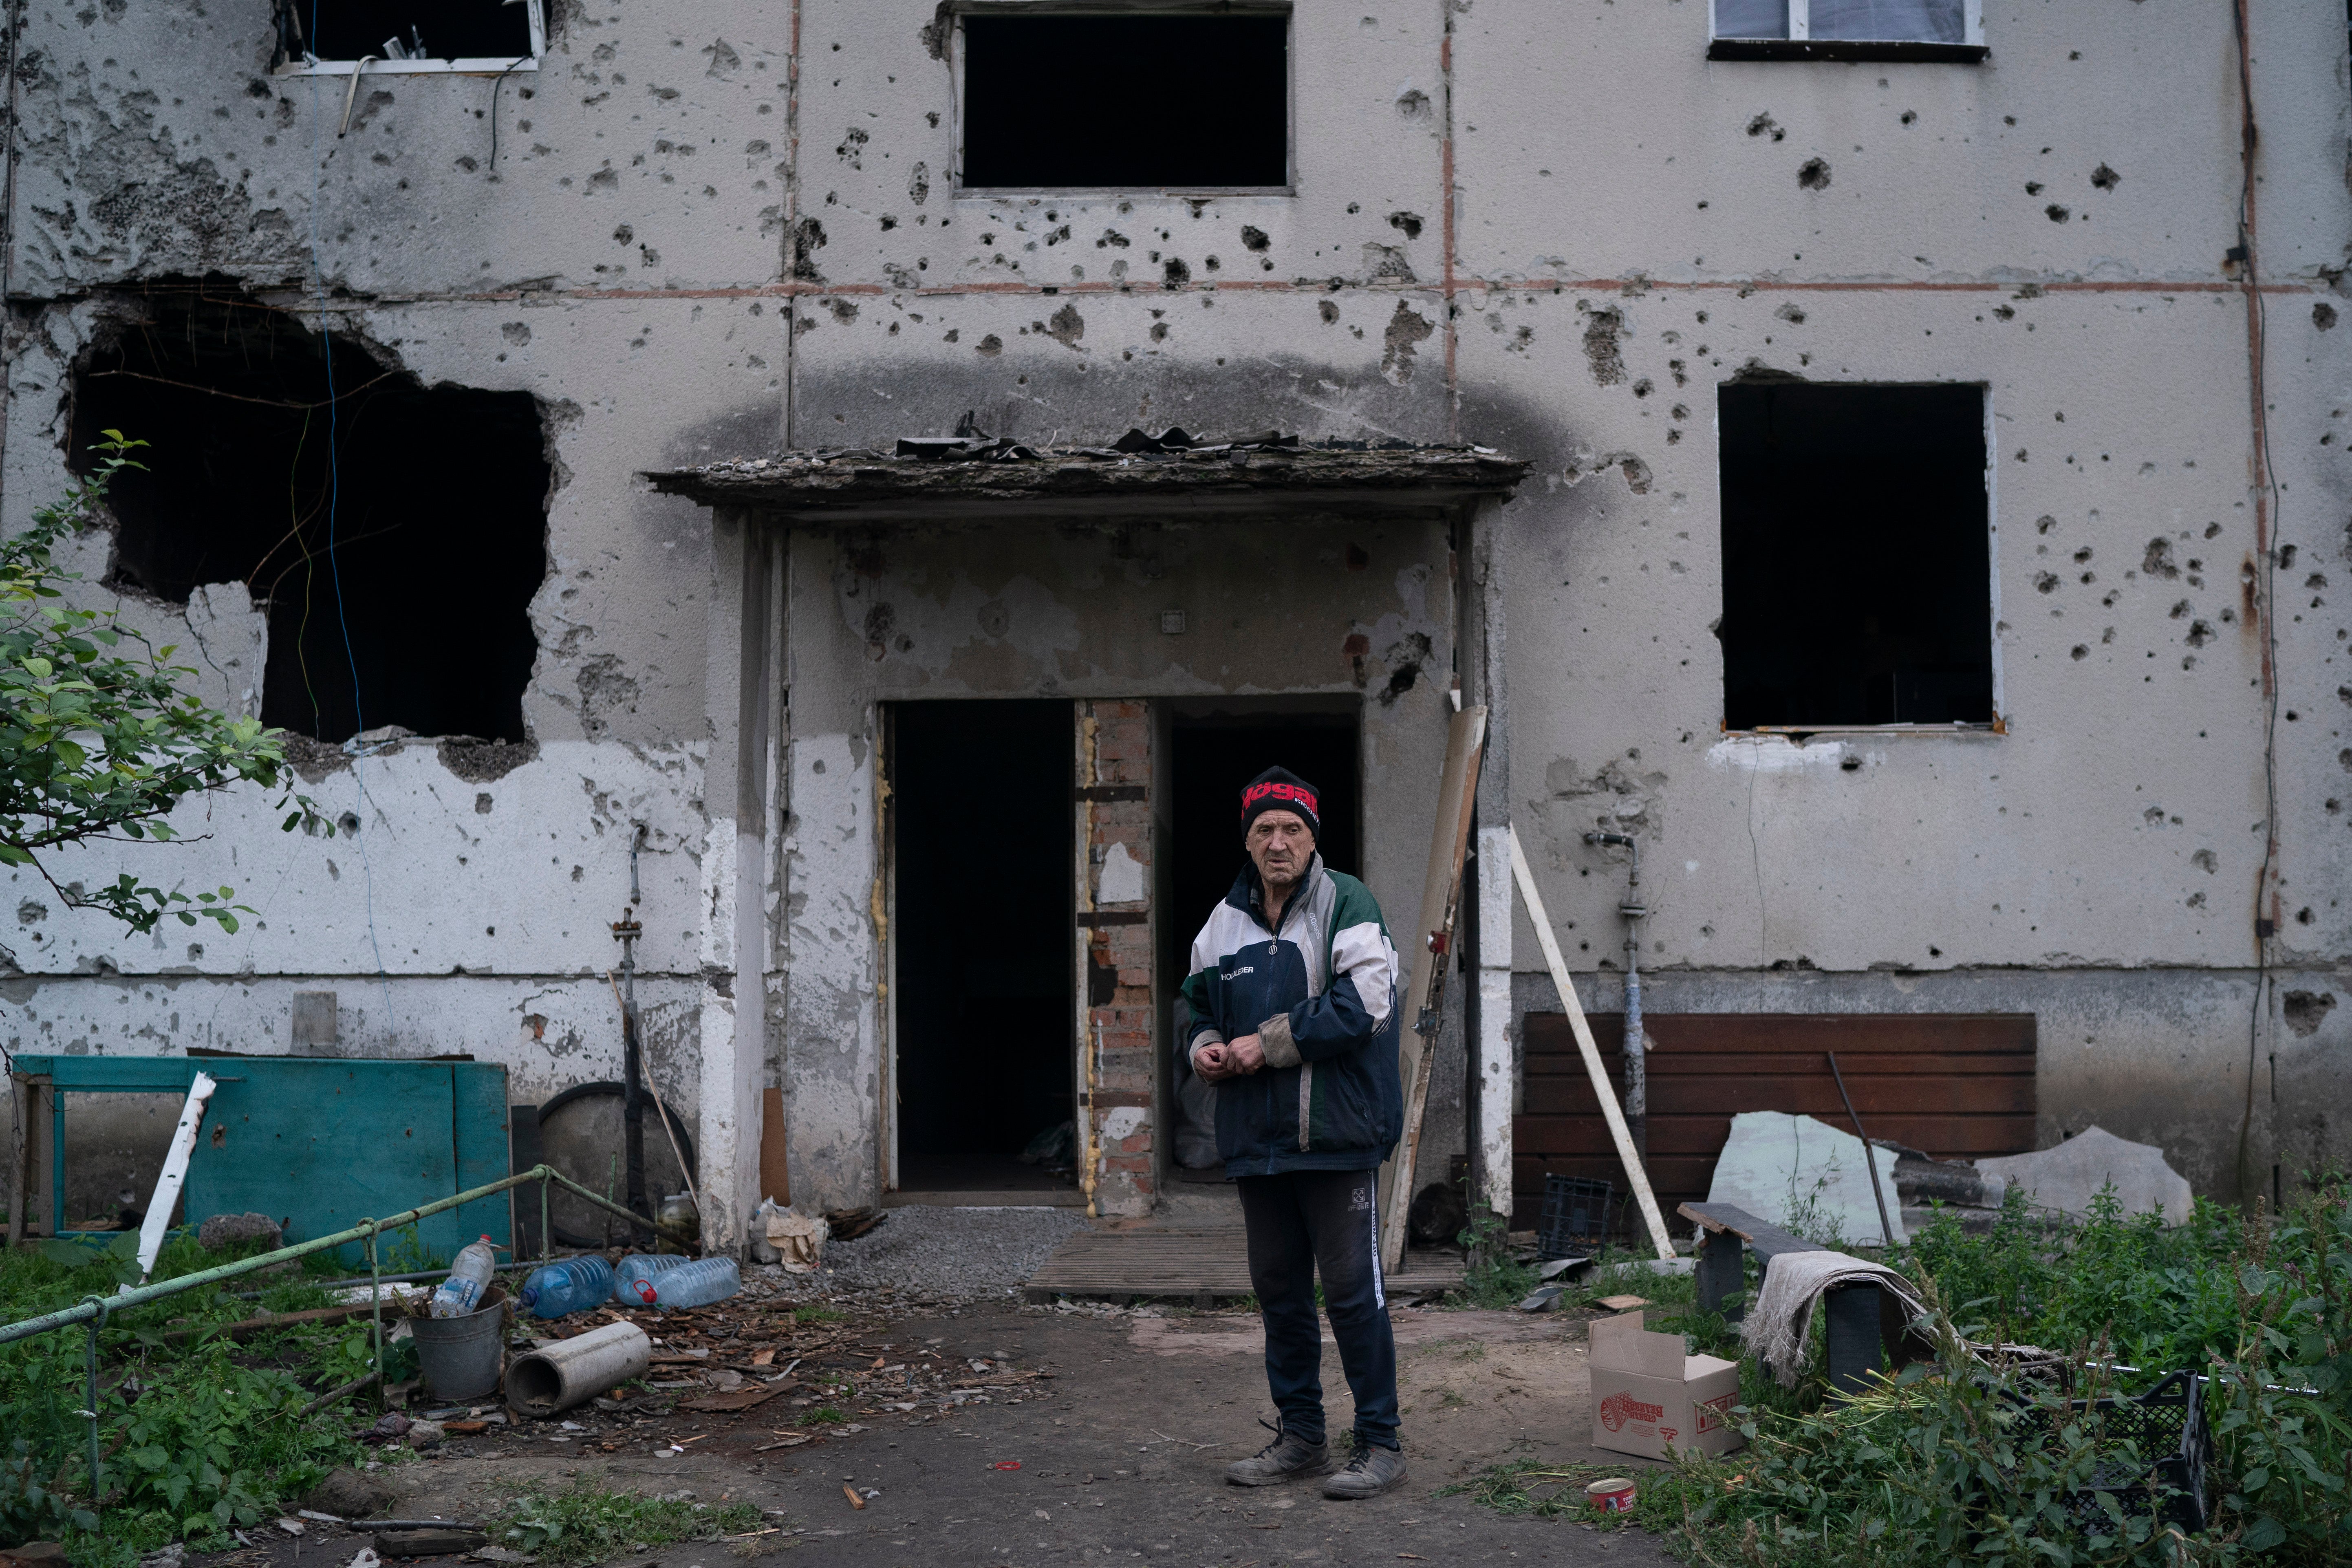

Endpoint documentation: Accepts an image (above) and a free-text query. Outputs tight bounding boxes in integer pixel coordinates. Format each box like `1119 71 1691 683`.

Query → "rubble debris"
199 1211 285 1251
1706 1111 1909 1245
299 1466 397 1521
645 434 1526 513
1977 1126 2194 1224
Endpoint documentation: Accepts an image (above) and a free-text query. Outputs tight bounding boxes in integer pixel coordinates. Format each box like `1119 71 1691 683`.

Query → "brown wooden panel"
1516 1111 2037 1160
1524 1074 2033 1118
1523 1012 2036 1058
1513 1012 2037 1230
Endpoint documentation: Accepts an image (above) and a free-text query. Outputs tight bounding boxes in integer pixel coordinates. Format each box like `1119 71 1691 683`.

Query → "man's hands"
1195 1033 1268 1083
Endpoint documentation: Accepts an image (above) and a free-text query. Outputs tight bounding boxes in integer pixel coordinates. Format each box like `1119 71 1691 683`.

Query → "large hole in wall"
70 286 549 744
1717 380 1995 729
959 13 1290 190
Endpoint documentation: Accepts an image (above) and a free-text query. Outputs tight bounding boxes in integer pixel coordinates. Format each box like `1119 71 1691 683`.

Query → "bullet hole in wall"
958 14 1287 189
1717 382 1995 728
72 288 548 745
281 0 534 64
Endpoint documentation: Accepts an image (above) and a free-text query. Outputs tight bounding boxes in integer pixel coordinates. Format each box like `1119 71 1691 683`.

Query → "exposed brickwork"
1081 699 1157 1216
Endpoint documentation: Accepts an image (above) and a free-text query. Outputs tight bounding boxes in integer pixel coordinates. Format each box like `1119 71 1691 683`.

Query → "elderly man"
1180 766 1406 1499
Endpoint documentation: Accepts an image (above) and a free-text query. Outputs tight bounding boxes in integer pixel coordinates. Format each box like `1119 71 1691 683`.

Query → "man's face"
1247 810 1316 887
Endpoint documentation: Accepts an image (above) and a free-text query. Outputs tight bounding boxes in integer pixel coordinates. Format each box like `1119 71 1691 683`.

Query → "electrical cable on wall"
309 0 397 1045
2229 0 2285 1206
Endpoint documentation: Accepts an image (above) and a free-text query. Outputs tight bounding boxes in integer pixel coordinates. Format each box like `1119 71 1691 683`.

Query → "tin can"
1585 1477 1638 1514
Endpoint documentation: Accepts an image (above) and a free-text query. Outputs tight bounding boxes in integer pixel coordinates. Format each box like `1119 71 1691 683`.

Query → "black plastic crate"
2011 1369 2211 1533
1536 1174 1614 1260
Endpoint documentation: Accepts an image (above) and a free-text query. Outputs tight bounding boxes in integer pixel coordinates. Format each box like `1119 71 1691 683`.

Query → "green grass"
0 1232 390 1562
489 1480 763 1566
1459 1181 2352 1567
806 1405 848 1425
790 1305 846 1326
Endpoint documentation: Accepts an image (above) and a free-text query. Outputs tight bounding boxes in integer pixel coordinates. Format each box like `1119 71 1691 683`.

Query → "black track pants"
1236 1168 1400 1450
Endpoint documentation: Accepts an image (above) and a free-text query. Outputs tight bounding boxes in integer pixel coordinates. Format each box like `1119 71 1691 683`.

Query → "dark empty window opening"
274 0 541 70
71 287 549 745
1717 381 1994 730
960 12 1289 190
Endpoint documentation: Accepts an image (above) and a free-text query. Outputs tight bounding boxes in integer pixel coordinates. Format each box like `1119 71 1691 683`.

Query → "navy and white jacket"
1179 855 1404 1177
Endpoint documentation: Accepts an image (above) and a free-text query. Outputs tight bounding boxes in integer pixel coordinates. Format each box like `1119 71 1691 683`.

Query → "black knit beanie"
1240 767 1321 839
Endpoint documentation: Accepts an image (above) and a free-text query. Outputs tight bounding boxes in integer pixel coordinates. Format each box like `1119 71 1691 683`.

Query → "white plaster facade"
2 0 2347 1245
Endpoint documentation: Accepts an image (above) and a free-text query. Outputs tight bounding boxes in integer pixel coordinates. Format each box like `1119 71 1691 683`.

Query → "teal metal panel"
450 1063 516 1264
11 1055 511 1266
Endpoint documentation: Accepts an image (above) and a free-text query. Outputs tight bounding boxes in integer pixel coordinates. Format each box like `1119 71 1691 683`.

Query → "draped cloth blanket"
1739 1249 1931 1389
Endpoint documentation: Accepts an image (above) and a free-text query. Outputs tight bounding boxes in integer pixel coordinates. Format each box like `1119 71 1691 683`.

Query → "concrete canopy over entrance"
649 441 1524 1239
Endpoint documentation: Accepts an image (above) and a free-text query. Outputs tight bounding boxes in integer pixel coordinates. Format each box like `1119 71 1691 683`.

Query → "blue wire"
308 0 396 1037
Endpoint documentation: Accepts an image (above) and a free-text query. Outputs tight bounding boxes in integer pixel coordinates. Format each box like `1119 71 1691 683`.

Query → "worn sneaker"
1224 1419 1329 1486
1321 1436 1408 1500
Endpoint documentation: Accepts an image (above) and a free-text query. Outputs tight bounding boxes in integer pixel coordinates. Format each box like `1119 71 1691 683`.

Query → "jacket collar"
1228 853 1325 933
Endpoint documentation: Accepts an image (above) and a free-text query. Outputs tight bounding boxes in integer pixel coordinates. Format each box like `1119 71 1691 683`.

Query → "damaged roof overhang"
643 440 1528 523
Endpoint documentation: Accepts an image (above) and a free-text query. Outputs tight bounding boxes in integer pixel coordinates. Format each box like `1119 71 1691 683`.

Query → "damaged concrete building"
2 0 2348 1252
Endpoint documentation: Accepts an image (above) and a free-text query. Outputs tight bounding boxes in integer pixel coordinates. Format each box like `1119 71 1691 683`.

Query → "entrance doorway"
887 701 1076 1195
1163 705 1361 1176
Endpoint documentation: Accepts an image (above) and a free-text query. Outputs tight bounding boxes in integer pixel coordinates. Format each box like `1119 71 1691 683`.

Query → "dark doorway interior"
891 701 1075 1193
1164 709 1361 1174
1717 380 1993 729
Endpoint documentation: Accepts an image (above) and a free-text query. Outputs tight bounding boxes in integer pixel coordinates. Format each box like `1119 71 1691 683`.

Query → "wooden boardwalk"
1024 1223 1466 1306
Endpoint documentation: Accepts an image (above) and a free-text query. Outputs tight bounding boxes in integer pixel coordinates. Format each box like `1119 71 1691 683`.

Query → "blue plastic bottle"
517 1255 616 1319
648 1256 741 1310
613 1253 686 1306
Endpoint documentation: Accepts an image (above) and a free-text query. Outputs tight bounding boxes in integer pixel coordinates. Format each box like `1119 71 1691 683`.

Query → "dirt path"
227 1302 1673 1568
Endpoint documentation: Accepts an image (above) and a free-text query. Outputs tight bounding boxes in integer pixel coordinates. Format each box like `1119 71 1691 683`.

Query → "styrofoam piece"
505 1321 653 1418
1976 1126 2193 1226
1704 1111 1908 1246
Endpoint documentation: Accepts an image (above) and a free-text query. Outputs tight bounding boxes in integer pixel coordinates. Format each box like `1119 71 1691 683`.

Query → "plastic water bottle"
648 1256 741 1310
518 1255 615 1319
429 1235 499 1319
613 1253 686 1304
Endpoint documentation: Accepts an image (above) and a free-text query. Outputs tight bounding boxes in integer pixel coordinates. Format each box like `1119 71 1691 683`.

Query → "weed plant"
489 1479 763 1566
1470 1180 2352 1566
0 1232 378 1562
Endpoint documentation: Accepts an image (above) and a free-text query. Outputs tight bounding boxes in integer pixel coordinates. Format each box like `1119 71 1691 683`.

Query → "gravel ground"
798 1205 1090 1300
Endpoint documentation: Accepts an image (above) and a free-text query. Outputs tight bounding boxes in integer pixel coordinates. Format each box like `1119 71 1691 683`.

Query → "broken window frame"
272 0 546 78
1707 0 1988 63
950 2 1297 198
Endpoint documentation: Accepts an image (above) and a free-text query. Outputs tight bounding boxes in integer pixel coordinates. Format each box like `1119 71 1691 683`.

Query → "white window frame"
274 0 545 77
1710 0 1984 46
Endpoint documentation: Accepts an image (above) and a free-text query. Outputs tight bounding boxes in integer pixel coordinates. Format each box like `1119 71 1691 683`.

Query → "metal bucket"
409 1282 509 1402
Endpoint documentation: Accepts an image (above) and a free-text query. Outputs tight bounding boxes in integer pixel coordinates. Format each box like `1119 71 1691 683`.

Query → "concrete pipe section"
506 1321 652 1419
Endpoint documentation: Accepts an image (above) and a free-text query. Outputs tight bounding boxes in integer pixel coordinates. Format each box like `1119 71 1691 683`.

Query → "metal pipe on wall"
1584 831 1647 1161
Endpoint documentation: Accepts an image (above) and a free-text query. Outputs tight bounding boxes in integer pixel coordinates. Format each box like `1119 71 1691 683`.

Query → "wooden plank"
760 1085 791 1206
1379 705 1485 1275
1508 827 1674 1259
1522 1013 2036 1056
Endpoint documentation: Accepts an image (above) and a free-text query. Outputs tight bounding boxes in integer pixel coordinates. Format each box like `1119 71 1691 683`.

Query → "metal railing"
0 1162 689 1513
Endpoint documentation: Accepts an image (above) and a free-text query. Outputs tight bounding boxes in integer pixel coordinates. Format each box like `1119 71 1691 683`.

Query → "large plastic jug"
518 1255 616 1319
429 1235 500 1319
612 1253 686 1303
646 1256 741 1310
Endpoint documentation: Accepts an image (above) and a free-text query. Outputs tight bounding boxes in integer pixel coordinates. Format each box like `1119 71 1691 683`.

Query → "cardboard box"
1589 1311 1745 1460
